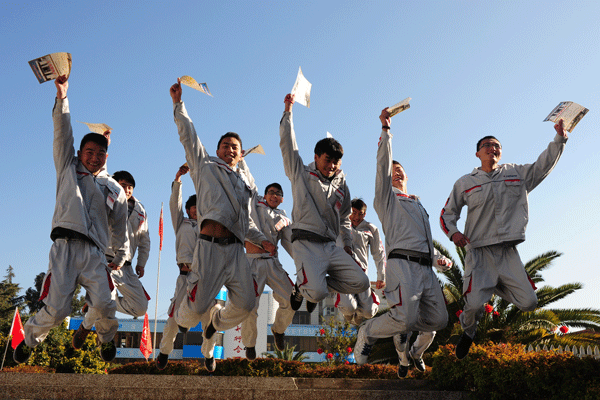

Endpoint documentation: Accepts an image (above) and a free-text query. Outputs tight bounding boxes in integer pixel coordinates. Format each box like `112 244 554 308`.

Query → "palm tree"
435 241 600 348
262 344 308 362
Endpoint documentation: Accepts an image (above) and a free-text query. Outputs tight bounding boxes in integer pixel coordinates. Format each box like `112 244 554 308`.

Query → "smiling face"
314 153 341 178
117 179 134 200
77 141 107 175
349 207 366 228
476 138 502 166
264 186 284 209
392 163 407 191
216 136 242 167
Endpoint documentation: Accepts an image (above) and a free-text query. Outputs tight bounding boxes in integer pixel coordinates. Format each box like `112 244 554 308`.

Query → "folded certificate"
29 52 72 84
387 97 411 117
544 101 589 132
180 75 213 97
291 67 312 108
78 121 112 135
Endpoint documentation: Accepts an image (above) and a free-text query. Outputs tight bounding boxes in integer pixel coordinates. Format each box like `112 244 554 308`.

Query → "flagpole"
1 308 18 371
152 203 164 361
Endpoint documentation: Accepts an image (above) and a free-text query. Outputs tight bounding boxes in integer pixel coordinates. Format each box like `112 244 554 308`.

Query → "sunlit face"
476 138 502 165
117 180 134 200
216 137 242 167
350 207 366 228
314 153 341 178
392 163 407 190
78 141 107 175
264 187 284 209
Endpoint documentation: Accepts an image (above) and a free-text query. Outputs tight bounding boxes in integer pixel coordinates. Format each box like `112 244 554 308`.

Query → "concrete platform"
1 373 468 400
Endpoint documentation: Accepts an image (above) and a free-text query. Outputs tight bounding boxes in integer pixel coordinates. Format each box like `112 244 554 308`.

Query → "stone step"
1 373 468 400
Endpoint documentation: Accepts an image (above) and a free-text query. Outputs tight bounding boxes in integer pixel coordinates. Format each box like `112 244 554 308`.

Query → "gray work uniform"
24 97 128 347
362 128 448 342
440 134 567 338
172 102 267 358
279 111 369 303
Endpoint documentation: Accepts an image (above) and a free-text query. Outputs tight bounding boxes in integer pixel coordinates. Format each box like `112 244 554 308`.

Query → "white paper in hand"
78 121 112 135
180 75 213 97
543 101 589 133
291 67 312 108
243 144 265 157
29 52 72 84
326 131 333 138
387 97 411 117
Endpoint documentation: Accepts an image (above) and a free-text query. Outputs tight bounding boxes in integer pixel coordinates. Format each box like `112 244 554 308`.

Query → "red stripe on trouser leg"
371 290 380 306
143 286 151 300
189 284 197 302
463 276 472 296
106 270 115 292
298 268 308 288
527 275 537 290
39 273 52 302
334 293 340 307
395 286 402 307
254 278 260 297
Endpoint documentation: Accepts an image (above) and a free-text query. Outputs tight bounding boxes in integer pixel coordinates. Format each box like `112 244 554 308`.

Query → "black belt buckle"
200 233 240 246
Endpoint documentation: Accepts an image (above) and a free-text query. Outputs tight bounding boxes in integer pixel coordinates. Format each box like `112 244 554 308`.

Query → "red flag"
158 206 164 251
140 312 152 360
10 307 25 350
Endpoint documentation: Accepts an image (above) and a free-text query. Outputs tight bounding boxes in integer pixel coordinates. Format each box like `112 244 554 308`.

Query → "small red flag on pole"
158 205 164 251
10 308 25 350
140 312 153 360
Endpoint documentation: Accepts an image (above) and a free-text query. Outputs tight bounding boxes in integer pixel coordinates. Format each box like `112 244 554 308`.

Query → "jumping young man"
280 93 369 314
14 76 128 364
170 79 276 372
440 119 568 359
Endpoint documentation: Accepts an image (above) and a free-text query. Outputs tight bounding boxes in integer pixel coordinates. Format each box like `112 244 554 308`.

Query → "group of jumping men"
14 75 568 379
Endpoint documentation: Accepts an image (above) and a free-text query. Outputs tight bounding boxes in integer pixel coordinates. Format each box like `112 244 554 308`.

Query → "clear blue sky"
1 1 598 320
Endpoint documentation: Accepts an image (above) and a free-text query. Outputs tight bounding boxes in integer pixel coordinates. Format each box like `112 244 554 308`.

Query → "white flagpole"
1 308 18 370
152 203 163 361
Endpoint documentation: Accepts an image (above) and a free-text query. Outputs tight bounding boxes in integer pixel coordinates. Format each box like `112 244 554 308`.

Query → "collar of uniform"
307 161 345 183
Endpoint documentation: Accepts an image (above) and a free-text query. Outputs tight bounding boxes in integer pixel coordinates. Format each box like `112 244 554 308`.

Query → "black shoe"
204 357 216 372
409 350 426 372
100 340 117 362
397 364 409 378
178 325 188 334
455 333 473 360
13 341 32 364
72 324 91 349
272 331 285 351
156 352 169 370
246 347 256 360
290 284 304 311
204 321 216 340
306 301 317 313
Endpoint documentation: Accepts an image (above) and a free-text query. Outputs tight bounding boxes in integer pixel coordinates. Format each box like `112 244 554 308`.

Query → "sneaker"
246 346 256 360
409 349 426 372
306 301 317 313
455 332 474 360
272 330 285 351
156 352 169 370
100 340 117 362
353 326 373 365
290 284 304 311
397 363 409 378
204 357 216 372
13 341 32 364
72 324 91 349
204 303 222 340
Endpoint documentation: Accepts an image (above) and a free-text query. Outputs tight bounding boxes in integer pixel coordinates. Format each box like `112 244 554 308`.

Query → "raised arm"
170 164 188 232
373 108 394 217
279 94 305 182
53 75 75 174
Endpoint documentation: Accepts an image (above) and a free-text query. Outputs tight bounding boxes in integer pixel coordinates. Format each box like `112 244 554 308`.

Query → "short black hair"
476 136 500 151
314 138 343 160
392 160 404 169
185 194 197 213
80 133 108 152
351 198 367 211
113 170 136 188
217 132 242 151
264 183 283 196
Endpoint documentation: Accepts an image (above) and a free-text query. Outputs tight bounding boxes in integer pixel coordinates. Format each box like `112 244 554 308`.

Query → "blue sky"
1 1 598 320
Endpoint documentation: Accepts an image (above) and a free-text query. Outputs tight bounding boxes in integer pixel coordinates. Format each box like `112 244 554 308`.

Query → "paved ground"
1 374 469 400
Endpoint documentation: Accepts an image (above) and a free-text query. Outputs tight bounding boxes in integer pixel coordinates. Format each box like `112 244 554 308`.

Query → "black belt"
291 229 334 243
388 253 432 266
51 227 95 246
199 233 241 245
124 261 132 267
